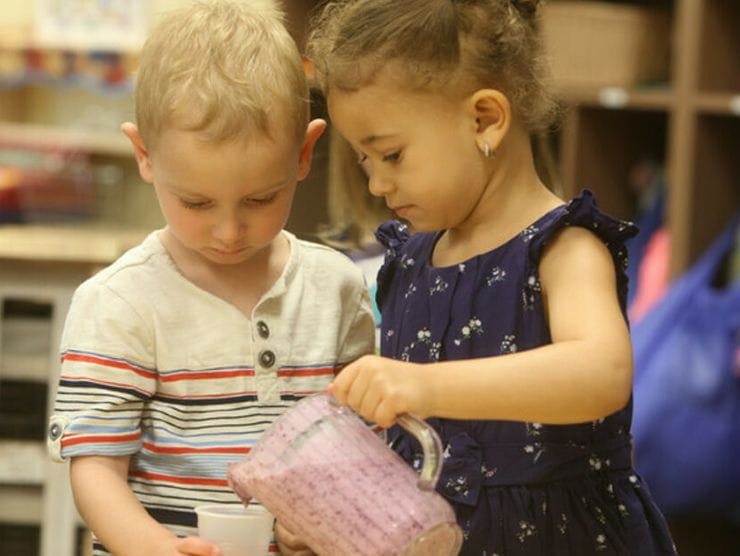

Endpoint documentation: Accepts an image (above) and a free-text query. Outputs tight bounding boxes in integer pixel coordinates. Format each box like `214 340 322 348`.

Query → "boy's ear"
297 118 327 181
121 122 154 183
468 89 511 155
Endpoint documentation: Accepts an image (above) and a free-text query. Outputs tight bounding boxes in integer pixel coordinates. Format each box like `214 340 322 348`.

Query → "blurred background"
0 1 737 555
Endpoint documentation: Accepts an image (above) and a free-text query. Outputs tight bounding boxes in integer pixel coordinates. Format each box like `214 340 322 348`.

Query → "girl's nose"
368 171 394 197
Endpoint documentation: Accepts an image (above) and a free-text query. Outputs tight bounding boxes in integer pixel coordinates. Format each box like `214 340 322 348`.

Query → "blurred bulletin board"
34 0 148 51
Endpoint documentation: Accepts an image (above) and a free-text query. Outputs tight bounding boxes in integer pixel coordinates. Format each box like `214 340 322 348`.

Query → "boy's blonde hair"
135 0 309 149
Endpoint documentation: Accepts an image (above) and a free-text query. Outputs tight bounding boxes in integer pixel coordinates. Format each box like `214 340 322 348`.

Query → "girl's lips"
392 205 413 217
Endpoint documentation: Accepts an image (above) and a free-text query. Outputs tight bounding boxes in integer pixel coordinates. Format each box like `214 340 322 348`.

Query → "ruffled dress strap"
374 219 413 310
528 189 639 310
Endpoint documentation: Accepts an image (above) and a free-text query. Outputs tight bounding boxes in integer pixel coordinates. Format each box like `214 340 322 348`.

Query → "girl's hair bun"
510 0 540 19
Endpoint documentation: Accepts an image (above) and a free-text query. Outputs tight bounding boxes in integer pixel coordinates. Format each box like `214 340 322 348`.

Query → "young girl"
303 0 678 554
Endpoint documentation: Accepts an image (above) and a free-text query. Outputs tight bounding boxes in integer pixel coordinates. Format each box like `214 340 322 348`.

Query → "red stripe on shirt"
130 469 228 487
62 432 141 448
161 368 256 382
62 352 157 380
141 442 251 455
277 367 335 377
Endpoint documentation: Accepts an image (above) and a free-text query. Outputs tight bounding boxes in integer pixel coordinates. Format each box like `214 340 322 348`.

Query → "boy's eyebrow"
170 180 289 197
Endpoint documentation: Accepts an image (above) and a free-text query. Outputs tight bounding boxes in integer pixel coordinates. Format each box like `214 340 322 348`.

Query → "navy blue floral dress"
376 191 677 555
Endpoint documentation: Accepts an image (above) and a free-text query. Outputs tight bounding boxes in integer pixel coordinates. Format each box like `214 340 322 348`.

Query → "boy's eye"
245 193 278 206
179 199 210 209
382 151 401 163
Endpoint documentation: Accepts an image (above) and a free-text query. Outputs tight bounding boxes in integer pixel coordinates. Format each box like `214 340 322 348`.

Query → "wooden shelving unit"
555 0 739 278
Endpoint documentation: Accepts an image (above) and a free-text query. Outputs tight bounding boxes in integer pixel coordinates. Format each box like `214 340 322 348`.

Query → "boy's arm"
332 227 633 427
71 456 219 556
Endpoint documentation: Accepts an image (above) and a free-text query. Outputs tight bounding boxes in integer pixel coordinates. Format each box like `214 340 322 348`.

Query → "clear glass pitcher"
227 392 462 555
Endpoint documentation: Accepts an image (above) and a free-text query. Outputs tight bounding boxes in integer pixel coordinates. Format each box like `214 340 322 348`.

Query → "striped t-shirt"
48 230 376 554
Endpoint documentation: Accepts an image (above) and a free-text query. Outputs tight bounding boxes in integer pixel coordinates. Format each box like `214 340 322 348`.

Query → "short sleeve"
337 278 377 366
48 280 156 462
374 220 411 311
528 189 639 310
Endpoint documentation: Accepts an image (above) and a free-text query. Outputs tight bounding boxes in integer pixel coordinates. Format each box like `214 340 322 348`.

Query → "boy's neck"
159 228 291 318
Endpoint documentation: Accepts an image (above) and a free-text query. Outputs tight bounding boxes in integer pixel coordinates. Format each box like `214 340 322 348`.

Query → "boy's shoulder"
77 230 168 295
292 235 367 285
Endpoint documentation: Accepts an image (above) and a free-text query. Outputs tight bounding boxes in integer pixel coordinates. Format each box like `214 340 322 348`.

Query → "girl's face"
328 82 491 233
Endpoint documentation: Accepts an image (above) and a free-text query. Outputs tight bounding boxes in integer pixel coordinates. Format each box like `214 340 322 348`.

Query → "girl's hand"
172 536 221 556
274 521 315 555
331 354 432 428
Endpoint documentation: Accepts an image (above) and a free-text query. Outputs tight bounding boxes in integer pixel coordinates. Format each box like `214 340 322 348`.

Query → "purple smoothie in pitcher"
227 393 461 555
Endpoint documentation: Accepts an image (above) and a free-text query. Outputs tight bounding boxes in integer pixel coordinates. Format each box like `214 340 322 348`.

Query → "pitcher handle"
396 414 444 491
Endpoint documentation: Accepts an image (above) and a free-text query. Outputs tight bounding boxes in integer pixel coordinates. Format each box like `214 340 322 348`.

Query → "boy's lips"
211 246 247 255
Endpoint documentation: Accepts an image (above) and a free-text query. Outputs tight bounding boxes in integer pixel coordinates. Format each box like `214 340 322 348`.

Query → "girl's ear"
121 122 154 183
468 89 511 155
297 118 327 181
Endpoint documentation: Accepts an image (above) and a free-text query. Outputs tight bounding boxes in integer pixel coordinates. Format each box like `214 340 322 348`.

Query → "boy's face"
124 121 324 266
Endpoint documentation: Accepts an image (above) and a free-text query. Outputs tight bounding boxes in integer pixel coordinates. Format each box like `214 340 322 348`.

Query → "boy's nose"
212 213 245 243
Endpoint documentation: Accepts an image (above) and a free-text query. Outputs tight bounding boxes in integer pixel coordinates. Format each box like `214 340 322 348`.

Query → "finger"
345 365 372 413
331 361 360 405
175 536 221 556
358 381 383 424
374 398 401 429
274 521 308 550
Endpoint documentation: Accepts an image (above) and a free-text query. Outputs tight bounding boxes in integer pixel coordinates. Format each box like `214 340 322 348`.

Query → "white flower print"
400 253 415 269
596 533 608 551
521 225 539 242
486 266 506 286
429 275 448 295
557 513 568 535
428 342 441 361
524 442 545 463
500 334 517 353
453 317 484 346
515 520 536 543
458 263 466 273
526 422 543 437
481 464 497 478
400 327 433 361
522 274 542 311
445 475 470 499
404 283 417 299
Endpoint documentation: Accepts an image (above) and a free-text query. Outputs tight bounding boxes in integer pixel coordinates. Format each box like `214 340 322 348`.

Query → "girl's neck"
432 126 562 267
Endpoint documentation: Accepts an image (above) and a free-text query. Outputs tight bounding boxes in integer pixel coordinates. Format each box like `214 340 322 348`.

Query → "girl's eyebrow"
360 133 397 146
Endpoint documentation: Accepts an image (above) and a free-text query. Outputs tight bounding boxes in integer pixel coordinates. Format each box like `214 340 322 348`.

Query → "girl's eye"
382 151 401 163
179 199 210 209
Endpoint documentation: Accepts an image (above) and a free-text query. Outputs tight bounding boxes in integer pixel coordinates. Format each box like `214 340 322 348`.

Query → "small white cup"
195 503 274 556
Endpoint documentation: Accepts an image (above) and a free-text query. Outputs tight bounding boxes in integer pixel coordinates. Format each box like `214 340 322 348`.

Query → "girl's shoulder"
528 189 638 265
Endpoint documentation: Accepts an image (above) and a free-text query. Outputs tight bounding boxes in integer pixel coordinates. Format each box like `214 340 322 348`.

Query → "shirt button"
49 422 62 441
256 321 270 339
259 350 276 368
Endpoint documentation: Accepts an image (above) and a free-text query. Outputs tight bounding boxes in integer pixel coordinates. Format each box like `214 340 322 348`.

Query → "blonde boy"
47 2 375 555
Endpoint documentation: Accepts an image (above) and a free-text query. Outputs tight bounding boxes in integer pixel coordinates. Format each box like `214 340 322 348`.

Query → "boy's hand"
330 355 432 428
173 536 221 556
274 521 315 555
